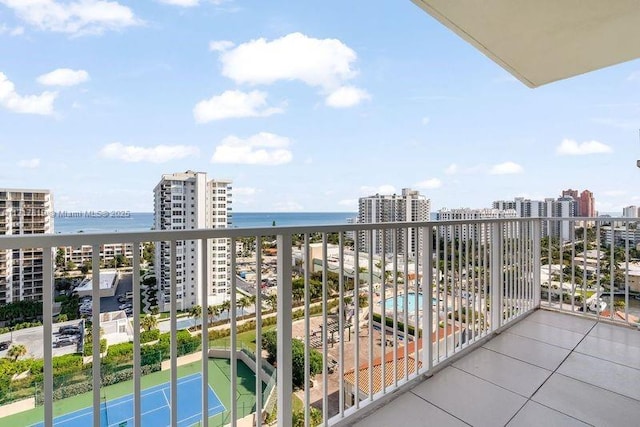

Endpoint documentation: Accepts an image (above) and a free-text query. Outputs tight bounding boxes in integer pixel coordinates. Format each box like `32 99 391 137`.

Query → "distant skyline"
0 1 639 213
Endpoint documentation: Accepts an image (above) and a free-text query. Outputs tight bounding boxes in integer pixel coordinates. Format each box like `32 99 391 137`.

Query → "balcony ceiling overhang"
411 0 640 87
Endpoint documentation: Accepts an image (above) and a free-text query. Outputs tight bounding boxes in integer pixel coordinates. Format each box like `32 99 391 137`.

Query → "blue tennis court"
32 373 225 427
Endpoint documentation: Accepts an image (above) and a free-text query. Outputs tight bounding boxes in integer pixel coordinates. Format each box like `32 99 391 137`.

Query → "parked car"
124 308 133 316
119 303 132 310
59 326 81 336
53 337 77 348
117 295 127 303
0 341 11 351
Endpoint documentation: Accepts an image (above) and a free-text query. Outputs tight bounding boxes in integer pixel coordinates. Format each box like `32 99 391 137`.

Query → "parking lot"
0 319 84 359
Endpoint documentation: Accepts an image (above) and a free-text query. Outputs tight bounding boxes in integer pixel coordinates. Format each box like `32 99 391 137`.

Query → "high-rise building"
493 194 577 239
623 205 638 218
437 208 517 241
561 189 579 200
153 171 232 310
0 189 53 304
358 188 430 256
578 190 596 217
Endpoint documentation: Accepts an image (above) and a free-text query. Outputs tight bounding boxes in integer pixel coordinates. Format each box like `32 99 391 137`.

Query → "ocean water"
53 212 357 234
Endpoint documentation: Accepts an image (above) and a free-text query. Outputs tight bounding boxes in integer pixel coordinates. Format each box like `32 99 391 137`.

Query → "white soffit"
411 0 640 87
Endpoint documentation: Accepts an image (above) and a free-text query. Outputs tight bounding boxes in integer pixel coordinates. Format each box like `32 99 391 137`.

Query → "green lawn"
2 358 267 427
209 325 276 353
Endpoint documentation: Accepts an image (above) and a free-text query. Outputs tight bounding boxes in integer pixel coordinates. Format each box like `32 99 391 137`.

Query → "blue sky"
0 0 639 214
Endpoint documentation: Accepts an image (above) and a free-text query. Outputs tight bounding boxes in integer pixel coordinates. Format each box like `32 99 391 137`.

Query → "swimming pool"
382 293 436 312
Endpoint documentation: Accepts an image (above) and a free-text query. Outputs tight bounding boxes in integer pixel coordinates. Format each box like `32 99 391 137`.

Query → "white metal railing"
3 217 635 426
541 217 640 327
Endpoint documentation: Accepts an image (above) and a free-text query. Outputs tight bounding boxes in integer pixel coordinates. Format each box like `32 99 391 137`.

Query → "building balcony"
0 218 638 427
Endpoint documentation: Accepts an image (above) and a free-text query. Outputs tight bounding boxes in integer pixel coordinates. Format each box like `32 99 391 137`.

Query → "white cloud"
421 116 430 125
211 132 292 165
209 40 235 52
0 24 23 35
360 185 396 195
157 0 199 6
415 178 442 189
233 186 257 196
193 90 283 123
37 68 89 86
556 138 612 155
0 0 141 35
325 86 370 108
219 32 367 106
0 72 57 115
99 143 199 163
444 163 458 175
18 158 41 168
489 161 523 175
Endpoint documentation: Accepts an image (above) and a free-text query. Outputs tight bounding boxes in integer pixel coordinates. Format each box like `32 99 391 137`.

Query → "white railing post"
43 247 54 427
490 222 502 331
276 233 293 427
422 225 433 372
532 220 542 308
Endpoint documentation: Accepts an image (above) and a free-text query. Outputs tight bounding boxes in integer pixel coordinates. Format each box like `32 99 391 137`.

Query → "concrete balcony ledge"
351 309 640 426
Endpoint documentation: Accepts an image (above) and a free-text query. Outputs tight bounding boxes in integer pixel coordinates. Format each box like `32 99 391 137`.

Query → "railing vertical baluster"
570 221 576 312
467 224 473 342
490 223 502 331
391 229 398 387
435 225 441 361
303 233 310 426
609 230 614 320
547 219 552 307
455 226 461 351
230 238 238 426
338 233 345 417
367 229 374 402
255 234 263 427
322 233 329 420
91 244 101 427
132 241 142 427
443 226 448 358
353 231 360 409
596 221 601 318
559 221 564 312
170 240 178 427
200 238 209 427
625 221 630 322
276 233 293 427
582 221 588 313
422 225 433 372
533 221 541 309
403 227 409 381
380 228 386 392
43 247 54 427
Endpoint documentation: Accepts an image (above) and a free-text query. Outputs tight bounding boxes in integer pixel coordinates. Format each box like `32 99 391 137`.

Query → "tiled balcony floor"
353 309 640 427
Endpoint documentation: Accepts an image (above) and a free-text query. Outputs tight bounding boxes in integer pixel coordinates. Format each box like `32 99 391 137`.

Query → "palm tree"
266 294 277 311
220 300 231 321
189 305 202 327
140 314 158 332
237 297 250 316
247 295 257 314
7 344 27 361
207 305 216 325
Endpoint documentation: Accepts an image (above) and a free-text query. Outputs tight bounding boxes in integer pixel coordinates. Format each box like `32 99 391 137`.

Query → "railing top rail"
0 216 632 249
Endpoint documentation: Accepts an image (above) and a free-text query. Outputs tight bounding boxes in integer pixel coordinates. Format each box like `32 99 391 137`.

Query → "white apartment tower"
358 188 430 256
0 189 53 304
154 171 232 311
437 208 518 242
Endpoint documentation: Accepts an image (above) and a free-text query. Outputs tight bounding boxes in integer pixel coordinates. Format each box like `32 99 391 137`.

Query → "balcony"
0 218 638 427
